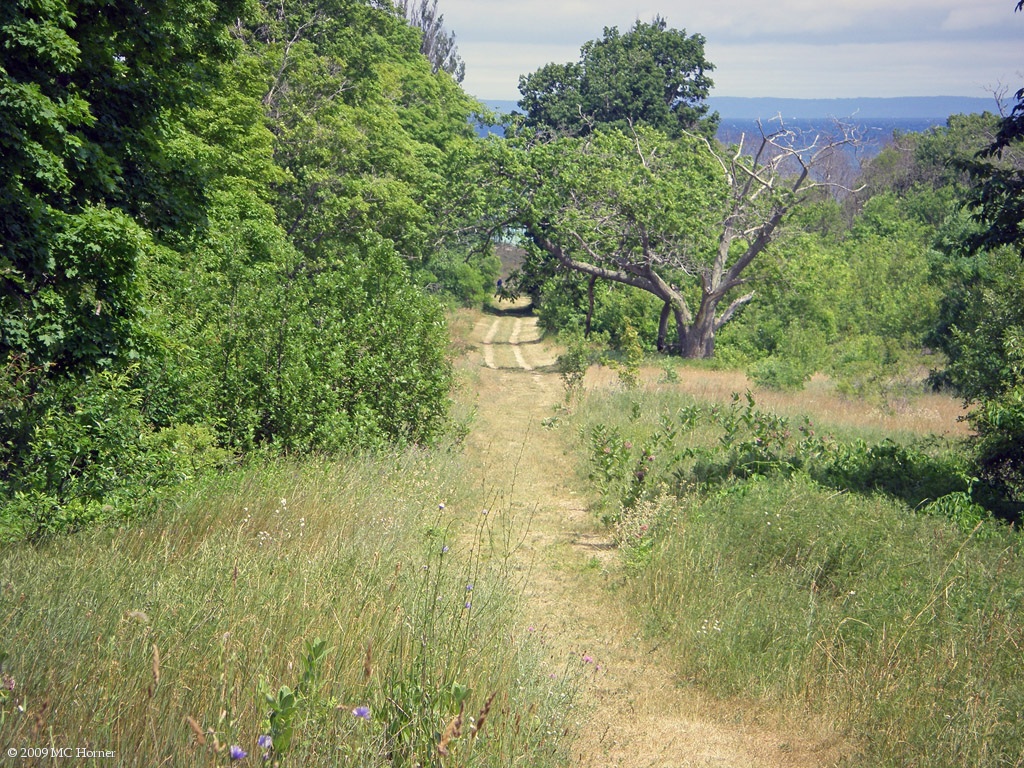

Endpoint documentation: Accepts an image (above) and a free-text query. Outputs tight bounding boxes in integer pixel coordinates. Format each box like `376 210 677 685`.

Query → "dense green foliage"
3 1 1022 535
517 18 717 138
500 127 727 353
1 0 242 373
1 0 485 538
964 2 1024 256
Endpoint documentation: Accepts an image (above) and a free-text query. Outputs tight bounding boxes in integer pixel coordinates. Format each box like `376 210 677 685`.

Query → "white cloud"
442 0 1023 99
708 39 1020 99
941 5 1010 31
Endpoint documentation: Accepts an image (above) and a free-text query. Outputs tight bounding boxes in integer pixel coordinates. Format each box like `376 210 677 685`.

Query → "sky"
437 0 1023 103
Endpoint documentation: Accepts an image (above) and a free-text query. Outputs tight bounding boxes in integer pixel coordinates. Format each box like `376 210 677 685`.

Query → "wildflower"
438 502 446 510
441 546 449 555
229 745 247 760
466 584 473 592
464 601 472 609
352 706 371 720
257 735 272 749
481 509 488 515
582 654 594 664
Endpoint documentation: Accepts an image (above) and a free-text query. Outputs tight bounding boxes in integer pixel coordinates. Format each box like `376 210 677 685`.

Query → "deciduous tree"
0 0 242 374
963 1 1024 255
517 18 716 138
396 0 465 82
503 122 858 358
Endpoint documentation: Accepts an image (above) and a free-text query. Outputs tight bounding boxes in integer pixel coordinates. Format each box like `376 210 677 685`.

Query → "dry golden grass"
460 314 849 768
585 364 969 438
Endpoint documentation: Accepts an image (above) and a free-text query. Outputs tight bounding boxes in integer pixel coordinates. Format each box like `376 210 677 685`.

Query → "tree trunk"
584 274 597 337
679 295 718 359
657 301 671 352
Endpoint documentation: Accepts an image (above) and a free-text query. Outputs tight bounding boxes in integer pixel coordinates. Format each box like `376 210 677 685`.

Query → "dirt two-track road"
460 305 848 768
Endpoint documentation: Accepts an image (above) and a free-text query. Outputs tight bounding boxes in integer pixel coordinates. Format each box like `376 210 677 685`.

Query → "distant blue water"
473 100 959 162
716 118 950 161
474 117 947 159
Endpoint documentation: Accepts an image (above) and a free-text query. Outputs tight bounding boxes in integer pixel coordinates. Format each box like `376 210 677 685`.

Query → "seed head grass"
570 385 1024 767
0 451 578 766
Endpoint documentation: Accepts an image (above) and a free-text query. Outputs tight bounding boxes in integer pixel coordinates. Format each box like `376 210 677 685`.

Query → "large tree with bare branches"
502 123 858 357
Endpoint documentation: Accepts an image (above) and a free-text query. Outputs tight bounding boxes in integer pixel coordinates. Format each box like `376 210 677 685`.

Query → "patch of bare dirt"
457 304 848 768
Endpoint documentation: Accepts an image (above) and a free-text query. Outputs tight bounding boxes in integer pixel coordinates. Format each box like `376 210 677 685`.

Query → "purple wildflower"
229 745 247 760
441 545 449 555
466 584 473 591
257 735 272 749
352 706 371 720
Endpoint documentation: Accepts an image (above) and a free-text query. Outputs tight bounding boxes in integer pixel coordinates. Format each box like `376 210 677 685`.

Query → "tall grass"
0 452 579 766
570 387 1024 767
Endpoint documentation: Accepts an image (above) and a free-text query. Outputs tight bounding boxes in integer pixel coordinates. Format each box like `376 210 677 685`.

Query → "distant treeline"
480 97 1000 156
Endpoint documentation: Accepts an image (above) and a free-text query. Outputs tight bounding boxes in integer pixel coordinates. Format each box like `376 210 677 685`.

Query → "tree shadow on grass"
483 300 535 317
808 440 1023 525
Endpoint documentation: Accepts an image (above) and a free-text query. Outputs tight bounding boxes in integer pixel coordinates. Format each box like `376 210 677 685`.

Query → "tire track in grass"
482 316 500 369
460 305 848 768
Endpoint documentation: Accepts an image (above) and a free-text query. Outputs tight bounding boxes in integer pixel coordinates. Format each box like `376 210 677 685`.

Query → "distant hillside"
476 97 1000 156
480 100 520 116
706 96 997 120
481 96 998 122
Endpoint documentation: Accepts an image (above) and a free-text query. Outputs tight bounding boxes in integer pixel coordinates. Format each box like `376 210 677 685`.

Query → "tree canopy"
496 120 859 358
1 0 483 537
961 1 1024 255
397 0 465 82
1 0 243 374
517 18 717 138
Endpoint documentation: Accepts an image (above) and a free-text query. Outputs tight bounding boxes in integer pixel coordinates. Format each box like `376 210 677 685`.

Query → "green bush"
557 328 592 403
0 359 233 540
747 355 810 391
414 249 501 307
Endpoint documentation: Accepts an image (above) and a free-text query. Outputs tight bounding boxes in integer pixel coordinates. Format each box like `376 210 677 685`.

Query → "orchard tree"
517 18 717 138
501 122 859 358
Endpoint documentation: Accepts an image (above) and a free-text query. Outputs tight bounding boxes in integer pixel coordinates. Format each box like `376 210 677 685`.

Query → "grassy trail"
458 305 846 768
